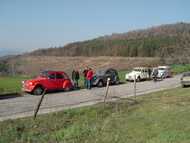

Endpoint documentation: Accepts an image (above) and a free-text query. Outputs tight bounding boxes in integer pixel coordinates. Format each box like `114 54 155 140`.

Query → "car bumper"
126 75 133 80
181 81 190 86
22 84 35 92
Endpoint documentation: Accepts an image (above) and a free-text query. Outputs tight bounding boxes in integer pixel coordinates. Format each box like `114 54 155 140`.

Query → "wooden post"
134 75 136 99
34 89 47 120
103 78 110 106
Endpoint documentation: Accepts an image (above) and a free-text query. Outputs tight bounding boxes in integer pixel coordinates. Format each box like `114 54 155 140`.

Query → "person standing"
152 68 158 81
148 68 152 79
75 70 80 88
72 70 77 88
83 67 88 89
86 68 93 89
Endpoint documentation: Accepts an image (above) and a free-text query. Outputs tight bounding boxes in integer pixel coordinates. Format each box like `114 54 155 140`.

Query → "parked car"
92 68 120 87
22 70 73 95
157 66 172 79
181 72 190 87
125 67 151 82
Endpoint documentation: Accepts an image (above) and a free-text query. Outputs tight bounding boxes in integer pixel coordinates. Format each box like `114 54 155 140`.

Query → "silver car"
157 66 172 79
181 72 190 87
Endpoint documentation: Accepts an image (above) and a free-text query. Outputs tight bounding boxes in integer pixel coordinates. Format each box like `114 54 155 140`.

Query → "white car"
157 66 172 78
125 67 151 81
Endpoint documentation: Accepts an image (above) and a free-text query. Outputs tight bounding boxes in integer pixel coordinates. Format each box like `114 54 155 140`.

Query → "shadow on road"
0 93 22 100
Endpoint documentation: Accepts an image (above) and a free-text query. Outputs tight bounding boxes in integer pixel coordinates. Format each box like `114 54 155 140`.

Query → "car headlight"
29 82 34 86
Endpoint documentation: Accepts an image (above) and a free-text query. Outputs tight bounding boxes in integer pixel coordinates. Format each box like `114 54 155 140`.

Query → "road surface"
0 75 181 121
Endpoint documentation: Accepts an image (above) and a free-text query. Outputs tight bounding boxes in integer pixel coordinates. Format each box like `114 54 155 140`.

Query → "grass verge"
171 64 190 74
1 87 190 143
0 75 30 94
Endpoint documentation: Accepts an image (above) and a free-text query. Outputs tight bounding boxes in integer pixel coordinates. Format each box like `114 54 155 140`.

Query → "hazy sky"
0 0 190 56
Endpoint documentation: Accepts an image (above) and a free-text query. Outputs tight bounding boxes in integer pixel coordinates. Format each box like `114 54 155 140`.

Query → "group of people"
71 67 94 90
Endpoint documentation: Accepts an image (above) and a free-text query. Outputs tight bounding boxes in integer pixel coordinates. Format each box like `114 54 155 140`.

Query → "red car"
22 70 73 95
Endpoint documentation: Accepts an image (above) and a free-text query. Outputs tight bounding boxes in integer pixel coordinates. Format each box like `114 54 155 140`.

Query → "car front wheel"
97 80 104 87
33 86 44 95
137 76 141 82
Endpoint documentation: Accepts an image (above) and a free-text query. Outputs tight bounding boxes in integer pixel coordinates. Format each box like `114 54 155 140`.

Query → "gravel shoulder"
0 75 181 121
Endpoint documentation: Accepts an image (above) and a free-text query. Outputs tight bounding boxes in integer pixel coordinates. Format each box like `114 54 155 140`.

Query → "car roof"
158 66 170 69
42 70 65 74
133 67 149 70
96 68 117 72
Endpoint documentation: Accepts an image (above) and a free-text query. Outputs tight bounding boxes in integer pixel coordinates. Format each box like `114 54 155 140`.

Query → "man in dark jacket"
75 70 80 88
83 67 88 89
72 69 80 88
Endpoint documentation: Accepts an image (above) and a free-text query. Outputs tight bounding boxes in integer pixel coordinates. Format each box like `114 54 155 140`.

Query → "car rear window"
48 73 56 79
63 73 69 79
56 73 64 79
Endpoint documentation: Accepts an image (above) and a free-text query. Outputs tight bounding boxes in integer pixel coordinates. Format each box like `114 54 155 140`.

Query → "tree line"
30 23 190 59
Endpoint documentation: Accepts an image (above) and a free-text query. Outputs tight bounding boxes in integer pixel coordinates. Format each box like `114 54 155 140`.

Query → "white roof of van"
133 67 149 70
158 66 170 69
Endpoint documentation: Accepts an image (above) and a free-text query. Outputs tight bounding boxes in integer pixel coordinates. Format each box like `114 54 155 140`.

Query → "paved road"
0 75 181 121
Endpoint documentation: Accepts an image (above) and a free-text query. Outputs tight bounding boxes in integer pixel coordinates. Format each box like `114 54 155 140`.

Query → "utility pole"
104 78 111 107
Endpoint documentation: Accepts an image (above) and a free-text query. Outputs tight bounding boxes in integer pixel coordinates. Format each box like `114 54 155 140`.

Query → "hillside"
1 22 190 75
30 22 190 59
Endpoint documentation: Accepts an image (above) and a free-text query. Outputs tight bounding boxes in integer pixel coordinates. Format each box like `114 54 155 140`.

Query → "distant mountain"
0 48 22 58
29 22 190 59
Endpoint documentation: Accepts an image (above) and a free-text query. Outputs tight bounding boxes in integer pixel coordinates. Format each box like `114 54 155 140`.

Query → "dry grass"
9 56 161 76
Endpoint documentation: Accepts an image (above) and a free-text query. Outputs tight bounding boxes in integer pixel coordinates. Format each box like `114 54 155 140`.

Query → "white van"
125 67 151 81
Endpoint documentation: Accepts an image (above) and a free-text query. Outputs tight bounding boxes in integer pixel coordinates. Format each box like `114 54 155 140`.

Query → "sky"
0 0 190 56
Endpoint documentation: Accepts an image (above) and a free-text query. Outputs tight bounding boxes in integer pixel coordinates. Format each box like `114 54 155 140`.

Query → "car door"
46 73 58 90
56 73 65 89
140 69 145 79
144 69 149 79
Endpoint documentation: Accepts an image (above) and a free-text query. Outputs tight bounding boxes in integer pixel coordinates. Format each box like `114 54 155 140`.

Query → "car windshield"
40 71 49 77
96 70 105 75
134 69 142 72
158 68 166 70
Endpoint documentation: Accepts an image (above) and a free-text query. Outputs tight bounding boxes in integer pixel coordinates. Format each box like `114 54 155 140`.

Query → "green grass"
0 75 30 94
118 70 129 82
1 87 190 143
171 64 190 74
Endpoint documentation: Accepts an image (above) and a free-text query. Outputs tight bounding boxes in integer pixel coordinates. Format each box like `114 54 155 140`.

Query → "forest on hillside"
29 23 190 60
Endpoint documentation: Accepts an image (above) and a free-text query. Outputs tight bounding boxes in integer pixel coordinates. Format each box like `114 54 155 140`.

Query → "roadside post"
134 75 136 99
104 78 111 107
34 89 47 120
